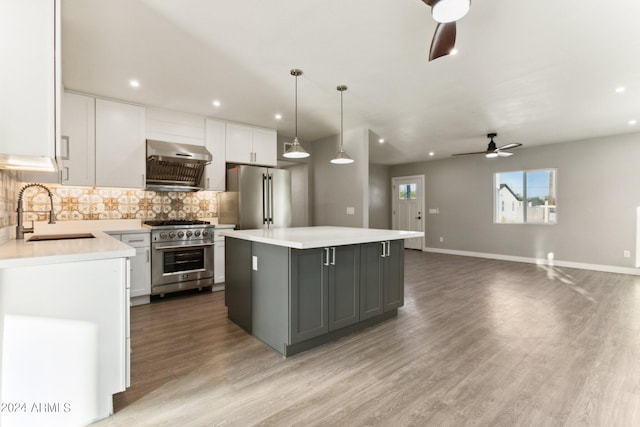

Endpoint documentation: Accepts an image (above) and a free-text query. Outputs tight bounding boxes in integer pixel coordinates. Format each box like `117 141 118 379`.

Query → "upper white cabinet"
0 0 60 171
225 123 276 167
205 119 226 191
146 108 205 146
95 99 146 188
60 92 96 186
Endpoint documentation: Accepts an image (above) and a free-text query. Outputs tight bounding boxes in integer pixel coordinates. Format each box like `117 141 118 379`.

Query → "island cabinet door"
328 245 360 331
383 240 405 311
359 242 384 320
289 248 329 344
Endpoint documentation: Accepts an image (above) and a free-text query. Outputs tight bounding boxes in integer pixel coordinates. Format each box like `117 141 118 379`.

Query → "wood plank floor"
95 251 640 426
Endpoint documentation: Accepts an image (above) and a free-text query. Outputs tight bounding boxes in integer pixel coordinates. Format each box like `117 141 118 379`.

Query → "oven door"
151 240 214 288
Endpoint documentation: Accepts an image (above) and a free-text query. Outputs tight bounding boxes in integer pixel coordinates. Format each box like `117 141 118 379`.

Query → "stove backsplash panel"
18 184 219 222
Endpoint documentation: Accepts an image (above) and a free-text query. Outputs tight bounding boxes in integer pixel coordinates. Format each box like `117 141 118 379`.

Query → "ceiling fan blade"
429 22 456 61
497 151 513 157
498 143 522 151
452 150 489 157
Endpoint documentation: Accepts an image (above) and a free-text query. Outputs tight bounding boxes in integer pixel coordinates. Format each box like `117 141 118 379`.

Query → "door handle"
381 241 386 258
146 249 150 263
331 247 336 265
262 174 268 224
324 248 330 266
416 216 421 220
268 174 274 224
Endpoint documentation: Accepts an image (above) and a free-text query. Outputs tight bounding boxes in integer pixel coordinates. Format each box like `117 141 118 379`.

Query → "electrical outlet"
624 250 631 258
346 207 355 215
439 237 444 243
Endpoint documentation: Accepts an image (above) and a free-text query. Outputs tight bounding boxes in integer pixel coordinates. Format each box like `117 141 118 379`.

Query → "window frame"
493 168 557 225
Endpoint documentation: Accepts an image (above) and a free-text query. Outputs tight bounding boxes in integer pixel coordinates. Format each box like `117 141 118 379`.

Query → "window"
399 183 417 200
495 169 557 224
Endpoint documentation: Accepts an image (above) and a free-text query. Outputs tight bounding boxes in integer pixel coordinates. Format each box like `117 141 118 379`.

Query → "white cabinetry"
213 229 226 288
225 123 276 167
0 257 129 422
146 108 205 146
20 91 96 185
110 232 151 306
0 0 60 171
95 99 146 188
60 92 96 186
205 119 226 191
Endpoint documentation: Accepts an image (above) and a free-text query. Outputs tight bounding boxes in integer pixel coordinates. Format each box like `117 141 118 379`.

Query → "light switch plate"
346 207 355 215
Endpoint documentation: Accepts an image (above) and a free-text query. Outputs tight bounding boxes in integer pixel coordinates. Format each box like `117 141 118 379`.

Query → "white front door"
392 175 424 250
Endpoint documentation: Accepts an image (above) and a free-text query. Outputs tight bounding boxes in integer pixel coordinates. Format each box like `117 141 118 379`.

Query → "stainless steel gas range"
144 219 215 296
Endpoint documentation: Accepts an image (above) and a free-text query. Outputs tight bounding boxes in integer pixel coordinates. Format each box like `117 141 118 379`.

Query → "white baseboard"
423 247 640 276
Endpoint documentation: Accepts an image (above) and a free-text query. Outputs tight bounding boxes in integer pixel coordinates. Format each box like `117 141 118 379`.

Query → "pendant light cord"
340 90 344 149
295 74 298 138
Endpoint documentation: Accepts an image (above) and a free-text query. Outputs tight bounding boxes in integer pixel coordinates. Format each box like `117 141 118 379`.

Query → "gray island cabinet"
222 226 422 357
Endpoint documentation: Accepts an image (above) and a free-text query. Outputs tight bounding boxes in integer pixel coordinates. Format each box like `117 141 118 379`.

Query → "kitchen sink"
27 233 96 242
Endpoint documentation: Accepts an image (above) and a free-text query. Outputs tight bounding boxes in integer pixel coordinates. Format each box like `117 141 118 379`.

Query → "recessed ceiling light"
378 138 385 143
275 113 282 120
429 152 435 156
212 100 221 107
450 49 458 56
129 80 140 88
629 119 637 126
615 86 626 93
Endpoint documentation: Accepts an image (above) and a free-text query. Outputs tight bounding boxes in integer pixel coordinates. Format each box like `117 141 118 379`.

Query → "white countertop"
220 226 424 249
0 231 135 269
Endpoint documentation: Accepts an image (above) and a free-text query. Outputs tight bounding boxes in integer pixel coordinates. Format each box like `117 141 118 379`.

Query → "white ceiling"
62 0 640 165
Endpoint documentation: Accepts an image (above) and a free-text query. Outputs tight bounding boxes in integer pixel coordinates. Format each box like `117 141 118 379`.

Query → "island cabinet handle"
331 247 336 265
381 241 386 258
386 240 391 257
324 247 330 266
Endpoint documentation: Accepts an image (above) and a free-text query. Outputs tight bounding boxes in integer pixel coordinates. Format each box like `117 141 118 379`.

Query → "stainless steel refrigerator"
219 165 292 229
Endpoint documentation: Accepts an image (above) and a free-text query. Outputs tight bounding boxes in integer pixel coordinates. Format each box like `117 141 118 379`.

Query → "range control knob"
177 231 185 238
194 230 201 237
186 231 193 238
202 230 209 237
159 232 168 239
169 232 176 238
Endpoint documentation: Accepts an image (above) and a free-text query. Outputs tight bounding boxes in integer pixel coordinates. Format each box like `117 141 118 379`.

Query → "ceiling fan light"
331 149 354 164
485 152 498 159
283 137 310 158
432 0 470 23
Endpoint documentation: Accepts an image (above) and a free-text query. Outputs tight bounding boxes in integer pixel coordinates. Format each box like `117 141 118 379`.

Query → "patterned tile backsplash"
1 170 20 227
17 184 219 222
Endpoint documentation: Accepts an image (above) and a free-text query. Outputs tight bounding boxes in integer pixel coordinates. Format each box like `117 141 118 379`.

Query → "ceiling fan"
452 133 523 158
421 0 471 61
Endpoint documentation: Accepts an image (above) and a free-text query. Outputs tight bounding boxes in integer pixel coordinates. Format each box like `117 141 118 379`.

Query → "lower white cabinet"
110 232 151 305
213 229 226 287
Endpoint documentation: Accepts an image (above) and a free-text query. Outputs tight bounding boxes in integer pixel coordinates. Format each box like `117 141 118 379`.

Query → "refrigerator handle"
268 174 274 224
262 174 268 225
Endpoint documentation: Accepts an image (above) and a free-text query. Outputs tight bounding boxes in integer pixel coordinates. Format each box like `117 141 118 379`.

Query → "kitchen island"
221 226 423 357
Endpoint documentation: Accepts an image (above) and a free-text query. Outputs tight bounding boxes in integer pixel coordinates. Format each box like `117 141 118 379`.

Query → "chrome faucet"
16 183 56 239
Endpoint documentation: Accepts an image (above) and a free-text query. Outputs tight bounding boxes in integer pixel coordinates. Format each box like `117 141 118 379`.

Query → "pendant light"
331 85 354 165
283 69 310 159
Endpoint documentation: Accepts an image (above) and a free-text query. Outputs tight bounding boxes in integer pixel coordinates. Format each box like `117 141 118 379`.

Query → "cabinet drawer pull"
381 241 386 258
127 239 145 243
324 247 330 266
331 247 336 265
386 240 391 257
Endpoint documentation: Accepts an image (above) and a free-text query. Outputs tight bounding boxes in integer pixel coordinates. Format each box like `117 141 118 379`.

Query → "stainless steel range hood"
146 140 212 192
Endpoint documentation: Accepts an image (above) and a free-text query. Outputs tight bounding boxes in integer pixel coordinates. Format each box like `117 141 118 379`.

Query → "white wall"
390 132 640 268
369 163 391 229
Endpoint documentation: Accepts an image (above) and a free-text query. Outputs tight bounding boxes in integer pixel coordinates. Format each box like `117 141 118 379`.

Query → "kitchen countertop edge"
220 226 424 249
